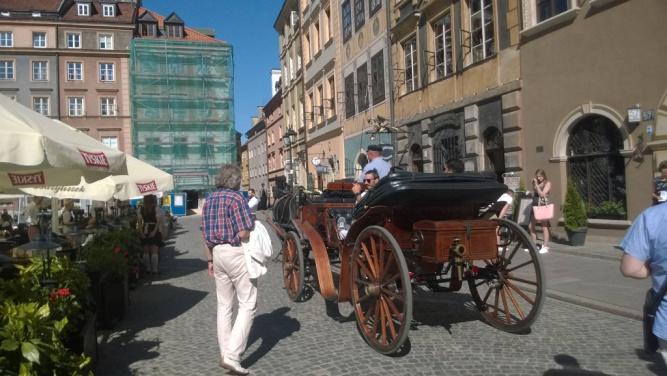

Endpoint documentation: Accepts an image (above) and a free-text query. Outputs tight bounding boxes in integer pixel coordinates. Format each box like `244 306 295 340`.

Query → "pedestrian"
653 160 667 205
201 164 255 375
443 158 464 173
137 194 165 275
259 187 268 210
0 208 13 232
529 169 551 254
247 188 259 213
619 203 667 363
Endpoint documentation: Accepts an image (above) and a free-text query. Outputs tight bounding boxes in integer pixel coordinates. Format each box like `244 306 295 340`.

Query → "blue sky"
144 0 283 139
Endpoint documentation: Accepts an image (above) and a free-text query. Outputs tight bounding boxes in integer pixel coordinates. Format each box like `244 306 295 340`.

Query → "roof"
163 12 184 24
0 0 60 12
60 0 136 24
137 7 223 43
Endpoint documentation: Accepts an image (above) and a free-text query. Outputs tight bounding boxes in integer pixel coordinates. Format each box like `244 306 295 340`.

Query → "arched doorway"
483 126 505 181
433 124 464 172
410 144 424 172
567 115 627 219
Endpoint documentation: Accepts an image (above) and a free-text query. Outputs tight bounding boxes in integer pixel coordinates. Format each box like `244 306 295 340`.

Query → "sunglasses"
364 178 377 183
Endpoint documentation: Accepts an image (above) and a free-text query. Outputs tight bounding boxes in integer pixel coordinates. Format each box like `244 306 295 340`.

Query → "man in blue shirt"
620 203 667 362
356 144 391 183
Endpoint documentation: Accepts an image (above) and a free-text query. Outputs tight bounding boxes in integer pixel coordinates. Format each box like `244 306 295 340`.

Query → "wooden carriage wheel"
351 226 413 355
282 231 305 302
467 219 545 332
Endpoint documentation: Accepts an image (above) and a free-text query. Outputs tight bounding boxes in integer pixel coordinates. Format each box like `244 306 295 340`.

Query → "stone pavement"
94 214 665 376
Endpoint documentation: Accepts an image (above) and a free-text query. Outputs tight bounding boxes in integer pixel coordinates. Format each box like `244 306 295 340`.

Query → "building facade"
0 0 138 152
339 0 393 179
240 142 249 191
520 0 667 235
300 0 344 190
263 88 284 205
390 0 521 178
130 8 236 193
275 0 307 188
247 108 269 197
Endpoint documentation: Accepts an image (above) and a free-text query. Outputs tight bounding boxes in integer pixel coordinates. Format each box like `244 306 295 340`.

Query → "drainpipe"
385 0 397 166
55 24 60 121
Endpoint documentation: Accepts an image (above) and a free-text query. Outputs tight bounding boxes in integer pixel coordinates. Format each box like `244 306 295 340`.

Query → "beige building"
339 0 393 178
0 0 137 153
247 108 269 197
299 0 345 190
520 0 667 235
263 88 285 205
390 0 521 177
275 0 307 188
240 142 249 191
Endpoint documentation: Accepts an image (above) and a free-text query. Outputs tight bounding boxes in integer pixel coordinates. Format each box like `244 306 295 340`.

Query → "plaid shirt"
201 189 254 248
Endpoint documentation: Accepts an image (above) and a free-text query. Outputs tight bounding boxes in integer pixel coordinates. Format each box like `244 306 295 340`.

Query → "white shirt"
241 221 273 279
247 196 259 212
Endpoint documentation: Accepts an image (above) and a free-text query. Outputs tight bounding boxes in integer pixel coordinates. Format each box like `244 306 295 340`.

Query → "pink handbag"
532 203 554 221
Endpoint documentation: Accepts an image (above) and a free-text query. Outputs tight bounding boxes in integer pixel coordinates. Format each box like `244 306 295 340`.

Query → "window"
99 63 114 82
166 24 183 38
354 0 365 31
327 75 336 117
307 91 314 127
316 85 323 123
102 136 118 150
99 34 113 50
68 97 84 117
33 32 47 48
67 33 81 48
32 97 49 116
342 1 352 42
304 32 311 63
77 3 90 16
140 23 157 37
102 4 115 17
469 0 494 63
100 97 116 116
434 14 453 79
323 7 332 43
536 0 570 22
0 60 14 80
32 61 48 81
313 22 320 53
403 37 417 92
67 62 83 80
0 31 12 47
344 73 355 118
369 0 382 16
357 63 369 112
371 50 385 104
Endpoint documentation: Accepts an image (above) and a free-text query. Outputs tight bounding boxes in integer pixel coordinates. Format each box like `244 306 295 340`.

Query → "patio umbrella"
19 154 174 201
0 94 127 190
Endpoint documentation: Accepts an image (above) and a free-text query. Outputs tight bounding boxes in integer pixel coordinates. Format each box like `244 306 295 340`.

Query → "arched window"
433 124 464 172
567 115 626 219
410 144 424 172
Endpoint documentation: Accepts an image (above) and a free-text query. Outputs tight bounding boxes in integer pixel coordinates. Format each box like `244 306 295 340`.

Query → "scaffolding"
130 39 236 191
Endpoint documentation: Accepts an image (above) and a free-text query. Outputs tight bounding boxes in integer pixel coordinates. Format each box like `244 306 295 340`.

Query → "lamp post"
283 128 297 187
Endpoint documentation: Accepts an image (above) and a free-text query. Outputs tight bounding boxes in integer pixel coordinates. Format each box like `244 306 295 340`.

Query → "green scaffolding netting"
130 39 236 191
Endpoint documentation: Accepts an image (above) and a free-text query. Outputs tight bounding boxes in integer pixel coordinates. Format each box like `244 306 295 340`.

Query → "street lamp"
283 128 297 187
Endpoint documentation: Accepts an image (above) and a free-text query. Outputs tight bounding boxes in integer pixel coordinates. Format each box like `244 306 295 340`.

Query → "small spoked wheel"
351 226 413 355
468 219 545 333
282 231 305 302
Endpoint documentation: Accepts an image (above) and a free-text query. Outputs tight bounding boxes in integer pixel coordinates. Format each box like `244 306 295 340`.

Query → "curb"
548 247 620 262
544 288 642 321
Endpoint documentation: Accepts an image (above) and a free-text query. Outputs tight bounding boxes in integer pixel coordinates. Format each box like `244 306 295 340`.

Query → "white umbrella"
0 94 127 189
19 154 174 201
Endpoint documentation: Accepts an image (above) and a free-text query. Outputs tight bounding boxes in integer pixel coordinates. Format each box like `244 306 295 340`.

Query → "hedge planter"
566 227 588 247
89 271 128 329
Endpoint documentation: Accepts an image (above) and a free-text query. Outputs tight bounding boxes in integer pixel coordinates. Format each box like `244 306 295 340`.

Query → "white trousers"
213 244 257 362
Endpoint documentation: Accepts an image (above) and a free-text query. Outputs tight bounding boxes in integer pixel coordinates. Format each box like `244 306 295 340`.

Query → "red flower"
113 245 122 254
57 288 71 298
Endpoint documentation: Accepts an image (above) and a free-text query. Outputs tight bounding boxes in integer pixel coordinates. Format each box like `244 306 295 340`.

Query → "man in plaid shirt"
202 164 254 375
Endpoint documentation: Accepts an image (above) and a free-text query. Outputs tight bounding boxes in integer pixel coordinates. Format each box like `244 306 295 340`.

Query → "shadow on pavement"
410 292 482 334
543 354 610 375
634 348 667 375
242 307 301 368
95 284 208 375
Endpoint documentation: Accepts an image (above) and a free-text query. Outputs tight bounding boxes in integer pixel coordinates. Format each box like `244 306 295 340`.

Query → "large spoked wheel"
282 231 305 302
351 226 413 355
468 218 545 333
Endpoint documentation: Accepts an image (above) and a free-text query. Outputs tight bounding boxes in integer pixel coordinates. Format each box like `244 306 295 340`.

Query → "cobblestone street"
95 216 666 376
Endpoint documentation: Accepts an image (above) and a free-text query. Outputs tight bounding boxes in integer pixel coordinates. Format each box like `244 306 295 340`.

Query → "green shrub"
80 229 140 282
563 182 588 230
588 200 627 219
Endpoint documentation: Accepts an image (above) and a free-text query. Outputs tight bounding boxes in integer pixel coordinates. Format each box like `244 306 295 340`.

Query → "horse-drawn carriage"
271 172 545 355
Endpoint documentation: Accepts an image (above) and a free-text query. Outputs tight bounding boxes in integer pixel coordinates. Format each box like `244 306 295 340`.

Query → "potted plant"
563 182 588 246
